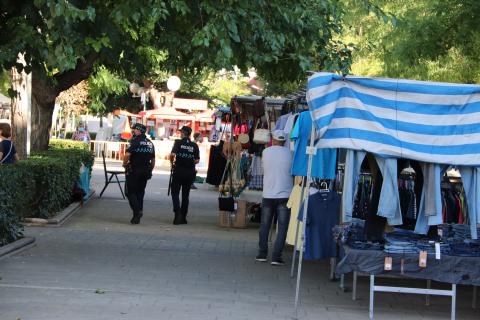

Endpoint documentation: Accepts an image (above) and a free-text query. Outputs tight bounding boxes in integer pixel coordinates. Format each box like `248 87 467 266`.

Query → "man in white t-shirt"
256 130 293 265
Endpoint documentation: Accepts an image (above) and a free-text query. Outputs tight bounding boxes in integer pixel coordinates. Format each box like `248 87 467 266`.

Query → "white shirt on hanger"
284 113 297 151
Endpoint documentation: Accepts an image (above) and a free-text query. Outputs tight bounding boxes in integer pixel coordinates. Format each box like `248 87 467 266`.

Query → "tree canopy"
344 0 480 83
0 0 353 91
0 0 354 150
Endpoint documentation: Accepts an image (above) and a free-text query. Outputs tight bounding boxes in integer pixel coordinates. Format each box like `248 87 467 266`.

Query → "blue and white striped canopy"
306 72 480 166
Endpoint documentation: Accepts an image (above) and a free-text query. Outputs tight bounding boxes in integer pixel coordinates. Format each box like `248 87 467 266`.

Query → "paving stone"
0 165 478 320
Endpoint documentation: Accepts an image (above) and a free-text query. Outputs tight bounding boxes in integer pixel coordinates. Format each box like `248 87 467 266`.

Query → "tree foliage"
0 0 353 93
88 66 129 115
57 80 89 115
344 0 480 84
0 0 355 150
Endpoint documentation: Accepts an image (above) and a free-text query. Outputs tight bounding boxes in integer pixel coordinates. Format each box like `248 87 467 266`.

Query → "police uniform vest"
127 134 155 172
172 138 199 171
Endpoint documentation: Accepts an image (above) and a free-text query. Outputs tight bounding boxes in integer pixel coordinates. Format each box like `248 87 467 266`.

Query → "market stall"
139 107 196 140
289 72 480 319
213 95 309 228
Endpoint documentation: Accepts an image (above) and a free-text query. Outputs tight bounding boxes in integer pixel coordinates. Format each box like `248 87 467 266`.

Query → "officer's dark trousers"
126 171 149 215
171 169 195 217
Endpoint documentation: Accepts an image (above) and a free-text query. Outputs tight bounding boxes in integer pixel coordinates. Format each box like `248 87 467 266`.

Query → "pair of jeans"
415 164 448 234
171 168 195 216
258 198 291 260
126 170 149 215
342 150 366 222
376 157 403 225
459 166 479 239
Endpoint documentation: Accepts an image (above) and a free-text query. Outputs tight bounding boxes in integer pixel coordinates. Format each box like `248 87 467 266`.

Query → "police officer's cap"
133 123 147 134
180 126 192 136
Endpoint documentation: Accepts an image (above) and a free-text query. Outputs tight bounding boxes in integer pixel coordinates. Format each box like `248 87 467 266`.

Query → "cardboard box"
218 211 230 228
232 199 248 228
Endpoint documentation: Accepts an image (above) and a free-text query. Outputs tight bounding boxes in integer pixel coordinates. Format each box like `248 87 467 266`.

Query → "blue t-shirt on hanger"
290 111 336 178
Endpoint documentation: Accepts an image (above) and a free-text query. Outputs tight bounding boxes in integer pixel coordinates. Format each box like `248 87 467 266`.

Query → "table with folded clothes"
334 221 480 286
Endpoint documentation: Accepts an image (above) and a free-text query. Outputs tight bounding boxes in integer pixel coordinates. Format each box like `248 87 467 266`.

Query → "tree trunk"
26 71 56 152
10 67 31 160
15 54 98 153
30 94 55 151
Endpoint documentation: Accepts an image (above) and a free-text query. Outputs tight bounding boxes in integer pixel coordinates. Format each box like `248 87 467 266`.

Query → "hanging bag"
218 160 235 212
253 105 271 144
253 98 265 118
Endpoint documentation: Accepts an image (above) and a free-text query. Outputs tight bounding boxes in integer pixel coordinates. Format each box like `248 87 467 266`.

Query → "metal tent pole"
294 125 316 310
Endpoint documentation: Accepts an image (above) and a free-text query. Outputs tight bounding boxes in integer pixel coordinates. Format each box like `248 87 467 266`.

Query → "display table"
336 246 480 320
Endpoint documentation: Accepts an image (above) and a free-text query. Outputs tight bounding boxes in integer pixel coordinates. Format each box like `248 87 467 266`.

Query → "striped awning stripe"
307 72 480 166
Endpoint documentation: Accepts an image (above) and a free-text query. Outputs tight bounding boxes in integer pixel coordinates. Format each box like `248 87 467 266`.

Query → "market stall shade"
307 72 480 166
139 108 196 121
113 109 142 118
172 98 208 111
195 109 215 123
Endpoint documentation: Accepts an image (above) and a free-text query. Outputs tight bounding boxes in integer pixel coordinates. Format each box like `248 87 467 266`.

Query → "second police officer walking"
169 126 200 225
122 123 155 224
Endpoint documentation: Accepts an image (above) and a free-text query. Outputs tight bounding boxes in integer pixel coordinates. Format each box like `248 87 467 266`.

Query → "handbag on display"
238 133 249 143
253 98 265 118
253 111 271 145
218 159 236 212
218 196 235 212
253 128 270 144
230 98 241 114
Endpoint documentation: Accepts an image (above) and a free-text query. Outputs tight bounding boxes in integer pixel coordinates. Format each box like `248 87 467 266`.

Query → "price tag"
384 257 392 271
438 228 443 237
435 242 441 260
419 251 427 268
306 146 317 155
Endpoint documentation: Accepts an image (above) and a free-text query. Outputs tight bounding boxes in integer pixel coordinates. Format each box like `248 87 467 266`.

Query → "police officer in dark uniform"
169 126 199 225
123 123 155 224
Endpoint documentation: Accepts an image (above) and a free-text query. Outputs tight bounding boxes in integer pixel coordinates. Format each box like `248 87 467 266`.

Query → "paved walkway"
0 165 479 320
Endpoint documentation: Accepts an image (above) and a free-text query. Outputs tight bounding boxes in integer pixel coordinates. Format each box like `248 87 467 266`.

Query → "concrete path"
0 164 478 320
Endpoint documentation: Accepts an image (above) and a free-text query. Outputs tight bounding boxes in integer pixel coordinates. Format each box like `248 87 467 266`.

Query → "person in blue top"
0 123 19 164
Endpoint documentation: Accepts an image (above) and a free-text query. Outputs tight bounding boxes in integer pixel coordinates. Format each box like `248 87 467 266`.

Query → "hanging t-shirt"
286 184 307 248
284 113 297 151
290 111 337 178
274 113 291 131
298 191 340 260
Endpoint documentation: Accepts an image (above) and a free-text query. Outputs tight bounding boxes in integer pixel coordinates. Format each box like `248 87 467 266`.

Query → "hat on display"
180 126 192 136
272 130 286 141
133 123 147 134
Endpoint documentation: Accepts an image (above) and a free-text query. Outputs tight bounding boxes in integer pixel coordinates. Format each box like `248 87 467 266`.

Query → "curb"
0 237 35 260
24 190 95 227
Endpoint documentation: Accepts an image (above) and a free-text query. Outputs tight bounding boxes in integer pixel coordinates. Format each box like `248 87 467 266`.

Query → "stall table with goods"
286 72 480 320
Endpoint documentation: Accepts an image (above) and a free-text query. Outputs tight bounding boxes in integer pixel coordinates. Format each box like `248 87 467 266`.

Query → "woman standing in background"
0 123 18 164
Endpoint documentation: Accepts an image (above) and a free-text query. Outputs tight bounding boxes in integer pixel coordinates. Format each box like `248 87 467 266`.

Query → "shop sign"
172 98 208 111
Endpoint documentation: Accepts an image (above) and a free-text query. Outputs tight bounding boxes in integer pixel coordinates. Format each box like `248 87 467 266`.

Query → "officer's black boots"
130 211 143 224
180 214 187 224
173 212 181 225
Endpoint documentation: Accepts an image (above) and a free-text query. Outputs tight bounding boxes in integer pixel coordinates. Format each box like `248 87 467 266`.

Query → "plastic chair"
99 150 126 199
